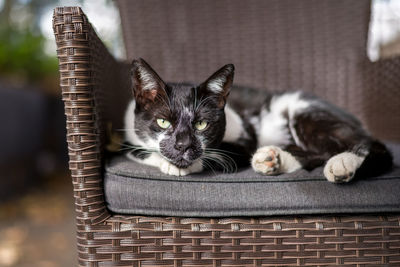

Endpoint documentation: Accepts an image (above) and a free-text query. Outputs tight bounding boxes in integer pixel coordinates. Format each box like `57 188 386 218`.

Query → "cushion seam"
105 170 400 183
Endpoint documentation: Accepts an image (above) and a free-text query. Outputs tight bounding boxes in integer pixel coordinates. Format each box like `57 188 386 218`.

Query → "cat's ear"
131 58 167 109
201 64 234 108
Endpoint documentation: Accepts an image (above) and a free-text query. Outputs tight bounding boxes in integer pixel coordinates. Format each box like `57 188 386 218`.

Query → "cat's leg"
252 145 366 182
127 152 203 176
323 139 392 183
282 107 393 182
251 146 301 175
323 152 364 183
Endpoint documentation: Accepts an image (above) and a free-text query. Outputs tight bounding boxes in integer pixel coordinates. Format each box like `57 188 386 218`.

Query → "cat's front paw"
251 146 282 175
323 152 364 183
160 159 203 176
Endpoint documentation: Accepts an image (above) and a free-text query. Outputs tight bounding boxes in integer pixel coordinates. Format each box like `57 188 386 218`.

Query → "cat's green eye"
157 119 171 129
195 120 208 131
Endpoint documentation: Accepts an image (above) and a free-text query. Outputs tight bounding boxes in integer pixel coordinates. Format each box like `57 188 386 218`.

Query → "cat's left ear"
131 58 167 109
201 64 234 108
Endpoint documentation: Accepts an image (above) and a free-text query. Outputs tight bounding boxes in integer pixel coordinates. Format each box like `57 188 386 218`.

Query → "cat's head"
130 58 234 168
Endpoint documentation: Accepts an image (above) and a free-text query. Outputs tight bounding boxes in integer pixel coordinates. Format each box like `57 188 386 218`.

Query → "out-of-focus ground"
0 172 76 267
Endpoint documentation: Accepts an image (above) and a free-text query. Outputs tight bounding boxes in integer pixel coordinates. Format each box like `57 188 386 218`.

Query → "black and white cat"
124 58 392 182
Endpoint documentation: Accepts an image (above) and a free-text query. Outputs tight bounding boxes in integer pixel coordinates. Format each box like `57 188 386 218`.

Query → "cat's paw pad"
252 146 281 175
323 152 364 183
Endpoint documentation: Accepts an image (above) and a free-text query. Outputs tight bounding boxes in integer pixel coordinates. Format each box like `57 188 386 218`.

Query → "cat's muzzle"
164 150 202 169
173 158 193 168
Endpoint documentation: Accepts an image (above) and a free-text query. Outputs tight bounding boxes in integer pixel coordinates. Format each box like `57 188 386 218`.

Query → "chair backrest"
116 0 371 120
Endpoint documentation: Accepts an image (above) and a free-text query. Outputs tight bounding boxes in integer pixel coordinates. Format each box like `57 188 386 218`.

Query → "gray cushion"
104 143 400 217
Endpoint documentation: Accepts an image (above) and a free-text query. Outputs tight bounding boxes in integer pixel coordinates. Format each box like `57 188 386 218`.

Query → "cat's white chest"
258 109 291 146
223 105 245 142
124 100 144 147
256 92 311 147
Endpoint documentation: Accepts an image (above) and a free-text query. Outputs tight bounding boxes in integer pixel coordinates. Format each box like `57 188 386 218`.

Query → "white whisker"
195 95 216 112
115 128 136 132
201 158 217 175
201 150 237 173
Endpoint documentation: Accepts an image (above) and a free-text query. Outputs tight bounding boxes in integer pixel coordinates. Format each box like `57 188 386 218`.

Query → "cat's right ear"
131 58 167 109
200 64 234 108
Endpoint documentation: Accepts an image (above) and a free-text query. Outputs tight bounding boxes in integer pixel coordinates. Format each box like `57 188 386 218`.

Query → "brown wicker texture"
53 5 400 267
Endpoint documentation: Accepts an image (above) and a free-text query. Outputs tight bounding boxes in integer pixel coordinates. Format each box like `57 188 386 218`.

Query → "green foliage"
0 26 58 82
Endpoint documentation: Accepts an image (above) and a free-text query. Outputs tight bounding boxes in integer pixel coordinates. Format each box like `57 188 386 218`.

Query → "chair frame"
53 7 400 266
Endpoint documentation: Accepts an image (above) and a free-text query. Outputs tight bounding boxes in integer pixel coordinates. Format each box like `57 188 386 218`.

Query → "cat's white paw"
160 160 181 176
252 146 282 175
323 152 364 183
252 146 302 175
160 159 203 176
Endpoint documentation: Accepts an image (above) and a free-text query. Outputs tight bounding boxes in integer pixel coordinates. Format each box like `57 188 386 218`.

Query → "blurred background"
0 0 122 266
0 0 399 266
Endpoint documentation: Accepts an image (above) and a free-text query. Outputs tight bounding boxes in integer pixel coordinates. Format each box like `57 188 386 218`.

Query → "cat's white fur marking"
252 146 301 175
184 107 191 115
127 151 161 167
145 132 165 150
249 116 260 138
258 108 291 146
138 66 158 91
324 152 365 183
289 120 306 150
257 91 310 147
124 100 161 150
128 151 203 176
223 104 245 142
124 100 203 176
208 77 226 93
160 158 203 176
124 100 147 147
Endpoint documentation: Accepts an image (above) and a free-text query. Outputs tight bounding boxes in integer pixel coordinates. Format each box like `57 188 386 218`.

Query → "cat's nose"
175 134 191 152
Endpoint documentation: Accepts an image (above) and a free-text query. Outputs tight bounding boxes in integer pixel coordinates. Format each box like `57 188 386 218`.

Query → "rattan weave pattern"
79 214 400 266
53 6 400 267
53 7 109 228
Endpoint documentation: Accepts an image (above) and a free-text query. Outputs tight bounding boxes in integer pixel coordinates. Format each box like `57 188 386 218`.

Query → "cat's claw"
252 146 282 175
160 159 203 176
323 152 364 183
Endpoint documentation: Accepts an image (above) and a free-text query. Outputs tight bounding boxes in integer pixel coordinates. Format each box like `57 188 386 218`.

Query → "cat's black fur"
125 58 393 181
130 59 232 169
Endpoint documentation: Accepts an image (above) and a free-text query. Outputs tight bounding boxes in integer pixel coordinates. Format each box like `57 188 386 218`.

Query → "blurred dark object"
0 0 66 201
0 81 68 200
0 83 45 200
53 1 400 266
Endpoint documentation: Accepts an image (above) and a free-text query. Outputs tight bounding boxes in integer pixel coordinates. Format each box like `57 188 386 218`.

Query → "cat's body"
124 59 392 182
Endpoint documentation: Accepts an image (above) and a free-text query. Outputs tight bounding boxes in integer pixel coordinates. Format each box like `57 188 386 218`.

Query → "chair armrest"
53 7 131 225
363 56 400 142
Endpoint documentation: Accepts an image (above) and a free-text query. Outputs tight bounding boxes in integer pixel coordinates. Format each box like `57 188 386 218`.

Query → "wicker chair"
53 1 400 266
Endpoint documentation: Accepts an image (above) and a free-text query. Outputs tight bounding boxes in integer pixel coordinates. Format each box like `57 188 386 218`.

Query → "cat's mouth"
171 158 193 168
161 153 197 169
159 148 202 169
